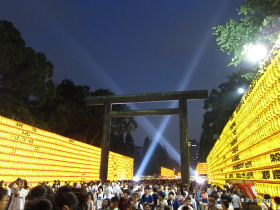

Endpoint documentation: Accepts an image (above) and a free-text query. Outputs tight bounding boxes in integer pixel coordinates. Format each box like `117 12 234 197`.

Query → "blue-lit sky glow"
0 1 245 158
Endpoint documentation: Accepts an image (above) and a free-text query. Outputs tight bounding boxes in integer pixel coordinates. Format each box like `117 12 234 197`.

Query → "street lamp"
243 44 267 66
247 45 267 62
238 88 245 94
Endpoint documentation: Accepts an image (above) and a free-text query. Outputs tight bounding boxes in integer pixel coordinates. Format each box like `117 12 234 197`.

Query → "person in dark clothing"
141 187 154 210
167 192 179 210
119 189 131 210
152 187 159 210
208 198 219 210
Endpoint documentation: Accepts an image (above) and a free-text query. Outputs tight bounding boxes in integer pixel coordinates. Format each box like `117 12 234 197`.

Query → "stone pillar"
100 102 111 183
179 98 190 184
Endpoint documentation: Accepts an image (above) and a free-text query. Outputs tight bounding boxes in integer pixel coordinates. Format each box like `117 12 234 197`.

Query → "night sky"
1 1 246 158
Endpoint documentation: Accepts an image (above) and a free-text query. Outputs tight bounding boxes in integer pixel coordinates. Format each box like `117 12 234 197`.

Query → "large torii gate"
86 90 208 184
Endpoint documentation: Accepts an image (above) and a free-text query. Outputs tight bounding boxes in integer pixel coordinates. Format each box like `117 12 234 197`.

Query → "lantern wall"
196 163 207 175
0 115 133 184
160 167 175 178
206 43 280 196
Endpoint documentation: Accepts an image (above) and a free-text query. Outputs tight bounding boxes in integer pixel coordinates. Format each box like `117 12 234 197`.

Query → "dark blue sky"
1 1 245 157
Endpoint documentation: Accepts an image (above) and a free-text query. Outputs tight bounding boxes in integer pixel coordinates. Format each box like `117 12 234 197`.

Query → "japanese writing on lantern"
270 152 280 163
14 135 34 144
262 171 270 179
233 162 244 170
229 122 236 130
246 172 254 179
232 155 240 162
245 160 252 168
233 160 253 170
232 146 238 154
230 138 237 147
16 123 23 128
273 170 280 179
236 173 244 178
22 131 30 136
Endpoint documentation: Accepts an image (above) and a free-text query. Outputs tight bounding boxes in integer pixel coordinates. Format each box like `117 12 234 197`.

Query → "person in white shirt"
188 194 197 210
6 185 11 209
8 180 28 210
182 192 188 203
213 186 217 192
139 186 145 198
131 192 143 209
216 196 234 210
261 194 272 210
104 183 113 200
274 196 280 210
177 198 194 210
95 186 107 210
113 183 121 197
231 191 241 210
207 186 212 196
157 191 167 210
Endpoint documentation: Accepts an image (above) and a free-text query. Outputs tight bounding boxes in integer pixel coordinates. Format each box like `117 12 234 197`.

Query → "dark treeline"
199 69 254 162
0 20 180 174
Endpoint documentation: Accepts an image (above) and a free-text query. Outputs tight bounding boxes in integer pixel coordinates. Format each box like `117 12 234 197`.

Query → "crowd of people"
0 179 279 210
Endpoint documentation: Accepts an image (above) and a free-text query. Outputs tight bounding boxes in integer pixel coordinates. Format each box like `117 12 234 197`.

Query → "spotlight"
133 176 140 182
196 176 205 184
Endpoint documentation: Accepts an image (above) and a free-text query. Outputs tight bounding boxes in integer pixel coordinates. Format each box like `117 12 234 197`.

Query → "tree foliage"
213 0 280 66
199 68 254 161
0 20 138 158
0 20 55 125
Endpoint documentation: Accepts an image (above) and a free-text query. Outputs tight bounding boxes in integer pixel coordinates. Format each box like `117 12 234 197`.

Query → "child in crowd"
131 192 143 209
87 193 94 210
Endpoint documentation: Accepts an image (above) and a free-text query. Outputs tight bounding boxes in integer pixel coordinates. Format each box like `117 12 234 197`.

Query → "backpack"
264 202 272 210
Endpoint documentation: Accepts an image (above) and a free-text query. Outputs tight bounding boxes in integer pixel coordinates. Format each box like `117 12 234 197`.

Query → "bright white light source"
238 88 245 94
276 39 280 46
133 176 140 182
247 45 267 61
196 176 205 184
195 171 198 176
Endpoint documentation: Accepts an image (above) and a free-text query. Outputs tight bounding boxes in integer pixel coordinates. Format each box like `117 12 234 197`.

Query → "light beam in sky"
60 36 181 163
134 0 229 178
51 0 229 178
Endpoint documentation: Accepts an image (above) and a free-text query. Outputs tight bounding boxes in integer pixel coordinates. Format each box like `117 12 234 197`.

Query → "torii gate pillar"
179 98 190 184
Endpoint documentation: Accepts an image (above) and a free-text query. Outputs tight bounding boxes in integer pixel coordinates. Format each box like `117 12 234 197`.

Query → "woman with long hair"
200 189 208 210
102 199 110 210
